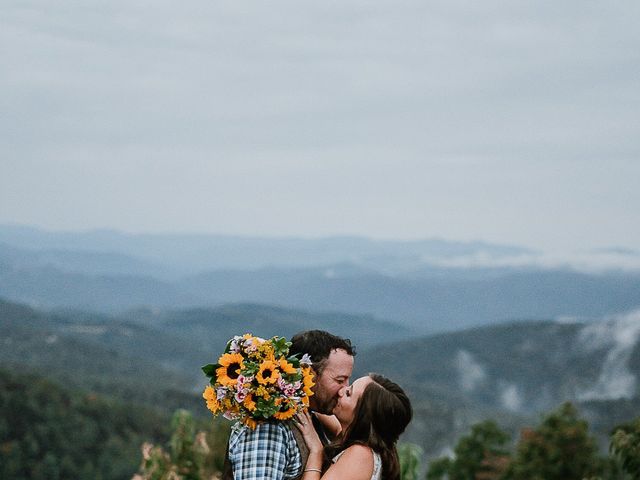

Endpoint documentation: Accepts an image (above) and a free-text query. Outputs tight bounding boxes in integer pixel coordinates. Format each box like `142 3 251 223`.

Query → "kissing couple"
221 330 412 480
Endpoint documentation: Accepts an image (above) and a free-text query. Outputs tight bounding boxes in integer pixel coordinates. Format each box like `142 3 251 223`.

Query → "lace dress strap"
371 451 382 480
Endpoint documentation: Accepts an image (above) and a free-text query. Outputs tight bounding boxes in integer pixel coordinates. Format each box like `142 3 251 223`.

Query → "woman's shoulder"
333 444 375 470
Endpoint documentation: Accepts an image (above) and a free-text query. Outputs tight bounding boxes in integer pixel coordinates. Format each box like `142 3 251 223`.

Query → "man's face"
311 348 354 414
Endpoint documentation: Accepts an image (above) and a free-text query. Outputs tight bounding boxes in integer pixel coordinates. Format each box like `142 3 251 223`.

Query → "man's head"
290 330 355 414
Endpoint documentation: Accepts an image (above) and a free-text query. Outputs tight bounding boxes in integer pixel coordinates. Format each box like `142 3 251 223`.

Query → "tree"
610 416 640 479
426 420 511 480
504 402 604 480
133 410 215 480
398 442 423 480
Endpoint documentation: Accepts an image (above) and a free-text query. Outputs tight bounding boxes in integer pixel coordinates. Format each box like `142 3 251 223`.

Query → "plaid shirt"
228 421 302 480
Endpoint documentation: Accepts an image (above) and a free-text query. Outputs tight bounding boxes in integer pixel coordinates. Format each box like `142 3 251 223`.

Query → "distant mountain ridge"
0 224 531 273
2 225 640 333
2 247 640 332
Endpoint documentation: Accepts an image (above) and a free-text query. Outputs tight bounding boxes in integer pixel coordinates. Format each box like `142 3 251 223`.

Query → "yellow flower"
256 360 280 385
216 353 244 386
274 398 297 421
243 393 257 412
278 357 297 375
257 341 275 359
255 385 271 400
302 367 315 397
243 417 258 430
203 386 220 413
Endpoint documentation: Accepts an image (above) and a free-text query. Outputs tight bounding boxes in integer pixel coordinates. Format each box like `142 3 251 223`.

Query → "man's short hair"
289 330 355 375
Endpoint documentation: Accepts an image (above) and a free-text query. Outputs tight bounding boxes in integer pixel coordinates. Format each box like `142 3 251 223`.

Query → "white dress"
332 448 382 480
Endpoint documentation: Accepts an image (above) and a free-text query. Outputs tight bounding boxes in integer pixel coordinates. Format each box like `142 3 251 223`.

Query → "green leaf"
271 337 291 358
287 356 301 368
202 364 219 377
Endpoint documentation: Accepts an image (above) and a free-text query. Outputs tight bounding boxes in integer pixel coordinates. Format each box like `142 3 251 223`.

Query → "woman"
295 373 412 480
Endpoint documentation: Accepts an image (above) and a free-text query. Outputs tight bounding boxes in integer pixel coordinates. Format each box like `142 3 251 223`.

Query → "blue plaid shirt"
228 421 302 480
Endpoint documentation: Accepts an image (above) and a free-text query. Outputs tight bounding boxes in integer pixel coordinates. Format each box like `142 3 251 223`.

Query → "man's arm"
229 422 302 480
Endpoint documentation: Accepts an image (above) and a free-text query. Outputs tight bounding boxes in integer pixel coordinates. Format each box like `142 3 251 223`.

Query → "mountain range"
2 225 640 333
2 297 639 459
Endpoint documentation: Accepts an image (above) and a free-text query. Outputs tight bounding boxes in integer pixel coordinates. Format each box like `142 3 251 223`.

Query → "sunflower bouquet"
202 333 315 429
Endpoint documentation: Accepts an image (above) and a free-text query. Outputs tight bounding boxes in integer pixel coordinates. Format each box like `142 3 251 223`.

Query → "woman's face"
332 376 373 426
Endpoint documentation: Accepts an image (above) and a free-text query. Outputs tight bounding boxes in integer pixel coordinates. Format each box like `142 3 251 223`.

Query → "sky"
1 0 639 252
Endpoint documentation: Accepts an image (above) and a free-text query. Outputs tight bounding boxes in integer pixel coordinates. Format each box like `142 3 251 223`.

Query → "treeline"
130 403 640 480
3 365 639 480
411 402 639 480
0 368 223 480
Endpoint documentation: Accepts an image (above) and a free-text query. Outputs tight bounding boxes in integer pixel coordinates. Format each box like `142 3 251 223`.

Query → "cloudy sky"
1 0 639 252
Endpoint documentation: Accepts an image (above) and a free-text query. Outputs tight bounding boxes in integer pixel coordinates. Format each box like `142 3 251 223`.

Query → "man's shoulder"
230 421 297 448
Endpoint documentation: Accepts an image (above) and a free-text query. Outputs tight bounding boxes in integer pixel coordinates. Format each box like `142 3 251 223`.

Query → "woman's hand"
294 410 324 454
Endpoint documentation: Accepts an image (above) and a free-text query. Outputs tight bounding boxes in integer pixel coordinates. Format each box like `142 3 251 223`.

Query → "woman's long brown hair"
325 373 412 480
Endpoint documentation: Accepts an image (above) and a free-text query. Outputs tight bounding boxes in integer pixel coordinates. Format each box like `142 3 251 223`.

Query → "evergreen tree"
504 402 604 480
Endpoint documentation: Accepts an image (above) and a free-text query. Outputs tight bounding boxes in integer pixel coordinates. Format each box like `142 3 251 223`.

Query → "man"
224 330 356 480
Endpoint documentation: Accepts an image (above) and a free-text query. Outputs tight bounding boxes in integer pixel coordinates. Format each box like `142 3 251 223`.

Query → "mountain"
356 309 640 455
0 241 178 279
2 226 640 333
3 241 640 332
3 297 640 460
178 267 640 331
0 299 200 411
0 265 198 311
126 302 416 356
0 224 531 274
0 299 416 390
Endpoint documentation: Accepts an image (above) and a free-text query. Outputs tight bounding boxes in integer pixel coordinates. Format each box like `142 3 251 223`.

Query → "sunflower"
256 359 280 385
273 398 297 420
302 367 315 397
203 386 221 413
243 393 257 412
278 357 297 375
216 353 245 386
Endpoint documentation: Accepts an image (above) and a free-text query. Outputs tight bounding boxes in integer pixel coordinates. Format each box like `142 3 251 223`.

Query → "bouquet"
202 333 315 429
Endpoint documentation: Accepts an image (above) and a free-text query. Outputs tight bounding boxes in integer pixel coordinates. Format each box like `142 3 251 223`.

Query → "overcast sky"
1 0 639 252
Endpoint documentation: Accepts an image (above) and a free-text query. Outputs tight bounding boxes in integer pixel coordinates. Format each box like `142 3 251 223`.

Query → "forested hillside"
0 369 170 480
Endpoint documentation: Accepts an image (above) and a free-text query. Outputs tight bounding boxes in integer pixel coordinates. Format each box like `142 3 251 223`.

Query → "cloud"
1 0 639 249
455 349 487 392
577 309 640 400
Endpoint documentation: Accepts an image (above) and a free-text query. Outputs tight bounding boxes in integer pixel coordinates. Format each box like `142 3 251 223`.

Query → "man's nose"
337 386 347 397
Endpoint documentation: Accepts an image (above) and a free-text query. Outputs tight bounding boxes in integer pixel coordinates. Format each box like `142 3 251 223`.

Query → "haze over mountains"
1 225 640 333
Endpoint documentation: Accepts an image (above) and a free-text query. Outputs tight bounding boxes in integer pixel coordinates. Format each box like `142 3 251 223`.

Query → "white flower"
216 387 227 400
300 353 312 366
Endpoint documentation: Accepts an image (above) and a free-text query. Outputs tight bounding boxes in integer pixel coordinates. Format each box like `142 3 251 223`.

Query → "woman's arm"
294 413 374 480
314 413 342 439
